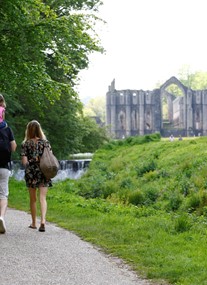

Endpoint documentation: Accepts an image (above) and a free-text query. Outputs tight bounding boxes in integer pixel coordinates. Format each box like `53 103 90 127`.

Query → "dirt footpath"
1 208 155 285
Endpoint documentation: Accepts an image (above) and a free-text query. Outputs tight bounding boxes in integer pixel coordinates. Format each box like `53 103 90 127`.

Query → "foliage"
9 177 207 285
83 96 106 122
0 0 103 96
75 134 207 218
135 160 157 177
102 132 161 150
165 84 183 97
0 0 104 158
77 116 109 153
157 65 207 97
178 65 207 89
8 134 207 284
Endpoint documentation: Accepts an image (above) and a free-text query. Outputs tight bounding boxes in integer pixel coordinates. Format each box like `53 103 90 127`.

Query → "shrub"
179 177 192 197
174 214 192 233
105 171 116 180
184 193 201 213
180 161 192 178
92 161 108 172
120 178 133 189
144 187 160 205
128 190 144 206
103 180 120 199
166 191 183 211
77 174 106 198
157 169 169 178
102 133 161 149
202 206 207 217
135 160 157 177
143 170 158 181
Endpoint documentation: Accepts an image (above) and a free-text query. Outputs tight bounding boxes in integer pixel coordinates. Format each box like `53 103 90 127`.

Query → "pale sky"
77 0 207 100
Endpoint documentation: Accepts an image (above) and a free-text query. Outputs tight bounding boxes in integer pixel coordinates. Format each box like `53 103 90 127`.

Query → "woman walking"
21 120 53 232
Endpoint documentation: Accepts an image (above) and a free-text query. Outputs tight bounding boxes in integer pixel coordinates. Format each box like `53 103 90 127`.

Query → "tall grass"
77 134 207 214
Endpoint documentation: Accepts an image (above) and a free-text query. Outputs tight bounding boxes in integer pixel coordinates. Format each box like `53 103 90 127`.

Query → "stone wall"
106 77 207 138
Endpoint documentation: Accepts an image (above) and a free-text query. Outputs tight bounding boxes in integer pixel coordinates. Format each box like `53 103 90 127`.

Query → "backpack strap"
0 127 11 169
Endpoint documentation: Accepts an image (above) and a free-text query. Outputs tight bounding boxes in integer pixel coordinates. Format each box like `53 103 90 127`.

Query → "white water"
11 159 91 182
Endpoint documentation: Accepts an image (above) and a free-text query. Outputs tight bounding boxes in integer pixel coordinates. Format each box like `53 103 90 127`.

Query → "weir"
11 159 91 181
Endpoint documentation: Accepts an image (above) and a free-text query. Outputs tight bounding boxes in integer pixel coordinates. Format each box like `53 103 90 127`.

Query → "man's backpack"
0 127 11 166
39 144 59 179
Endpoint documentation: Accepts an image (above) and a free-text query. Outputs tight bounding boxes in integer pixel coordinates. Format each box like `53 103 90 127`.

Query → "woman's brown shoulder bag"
40 144 59 179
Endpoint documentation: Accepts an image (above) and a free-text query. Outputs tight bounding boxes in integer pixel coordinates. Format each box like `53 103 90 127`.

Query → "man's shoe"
0 217 6 234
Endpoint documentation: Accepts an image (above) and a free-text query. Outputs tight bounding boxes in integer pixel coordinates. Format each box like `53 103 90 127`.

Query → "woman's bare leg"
29 188 37 227
39 186 48 225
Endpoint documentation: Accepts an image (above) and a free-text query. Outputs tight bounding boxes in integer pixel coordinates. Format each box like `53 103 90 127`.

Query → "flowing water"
11 159 91 182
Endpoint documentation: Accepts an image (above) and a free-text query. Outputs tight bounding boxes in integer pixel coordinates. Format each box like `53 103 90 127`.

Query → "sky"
77 0 207 101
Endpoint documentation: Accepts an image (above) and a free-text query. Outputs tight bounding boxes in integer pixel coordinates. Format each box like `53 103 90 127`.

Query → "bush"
143 170 158 181
77 174 106 198
144 187 160 205
174 214 192 233
101 133 161 149
185 193 201 212
135 160 157 177
120 178 133 189
166 191 183 211
128 190 144 206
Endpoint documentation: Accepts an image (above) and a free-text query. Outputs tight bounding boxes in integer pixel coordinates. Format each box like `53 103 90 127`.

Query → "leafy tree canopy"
157 65 207 97
83 96 106 122
0 0 106 158
178 65 207 90
0 0 103 99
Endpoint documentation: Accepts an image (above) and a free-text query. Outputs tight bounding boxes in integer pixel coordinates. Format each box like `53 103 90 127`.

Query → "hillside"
77 134 207 215
9 134 207 285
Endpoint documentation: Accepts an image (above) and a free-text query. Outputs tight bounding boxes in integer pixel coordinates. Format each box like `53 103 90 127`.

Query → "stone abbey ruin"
106 77 207 138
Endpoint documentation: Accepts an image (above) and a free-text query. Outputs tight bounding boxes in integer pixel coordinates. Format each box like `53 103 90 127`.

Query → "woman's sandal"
39 224 45 232
28 225 37 229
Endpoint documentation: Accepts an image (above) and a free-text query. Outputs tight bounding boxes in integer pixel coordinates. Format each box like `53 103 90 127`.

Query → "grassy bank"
8 134 207 285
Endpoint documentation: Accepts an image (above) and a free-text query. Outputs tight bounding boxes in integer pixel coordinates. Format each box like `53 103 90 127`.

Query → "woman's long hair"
23 120 46 142
0 94 6 107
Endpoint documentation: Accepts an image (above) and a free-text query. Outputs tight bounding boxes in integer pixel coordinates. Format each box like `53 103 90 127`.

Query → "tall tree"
78 116 109 153
178 65 207 90
0 0 103 97
83 96 106 122
0 0 104 158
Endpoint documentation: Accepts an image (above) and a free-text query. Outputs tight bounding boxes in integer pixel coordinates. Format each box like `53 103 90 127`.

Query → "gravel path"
1 208 154 285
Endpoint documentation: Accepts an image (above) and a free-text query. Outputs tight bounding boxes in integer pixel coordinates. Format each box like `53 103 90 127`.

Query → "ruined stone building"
106 77 207 138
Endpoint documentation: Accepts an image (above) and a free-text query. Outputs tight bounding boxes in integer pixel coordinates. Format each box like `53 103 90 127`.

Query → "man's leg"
0 168 10 233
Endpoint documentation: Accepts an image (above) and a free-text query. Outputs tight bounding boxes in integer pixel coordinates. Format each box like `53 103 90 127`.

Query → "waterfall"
11 159 91 182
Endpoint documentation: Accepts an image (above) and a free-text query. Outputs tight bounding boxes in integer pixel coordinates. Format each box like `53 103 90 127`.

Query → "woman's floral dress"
21 139 52 188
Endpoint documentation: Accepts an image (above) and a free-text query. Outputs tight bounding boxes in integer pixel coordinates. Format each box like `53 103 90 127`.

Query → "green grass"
8 134 207 285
